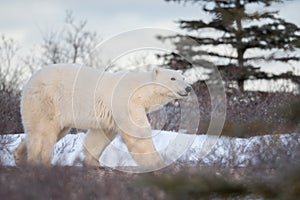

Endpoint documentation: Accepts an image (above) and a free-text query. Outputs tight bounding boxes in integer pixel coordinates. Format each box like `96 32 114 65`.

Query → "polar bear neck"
129 84 173 113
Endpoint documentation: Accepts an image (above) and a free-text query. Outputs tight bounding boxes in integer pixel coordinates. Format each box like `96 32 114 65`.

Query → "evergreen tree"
161 0 300 91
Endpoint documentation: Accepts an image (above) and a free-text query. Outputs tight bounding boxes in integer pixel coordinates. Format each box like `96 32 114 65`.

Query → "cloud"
0 0 202 45
274 1 300 26
0 0 298 51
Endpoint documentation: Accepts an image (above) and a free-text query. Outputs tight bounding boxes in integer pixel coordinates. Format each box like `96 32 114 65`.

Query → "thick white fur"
15 64 190 168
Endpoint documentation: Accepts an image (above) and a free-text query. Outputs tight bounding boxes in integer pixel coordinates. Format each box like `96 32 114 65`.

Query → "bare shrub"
0 134 19 165
149 78 300 137
0 35 24 134
0 135 16 150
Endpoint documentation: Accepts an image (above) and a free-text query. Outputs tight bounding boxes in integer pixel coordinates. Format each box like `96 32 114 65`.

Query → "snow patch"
0 131 299 168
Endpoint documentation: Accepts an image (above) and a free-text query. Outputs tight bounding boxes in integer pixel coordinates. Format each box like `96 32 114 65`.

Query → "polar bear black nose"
185 86 192 93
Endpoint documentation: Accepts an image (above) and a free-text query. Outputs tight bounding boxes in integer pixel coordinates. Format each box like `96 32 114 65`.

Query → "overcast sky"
0 0 200 47
0 0 299 75
1 0 299 46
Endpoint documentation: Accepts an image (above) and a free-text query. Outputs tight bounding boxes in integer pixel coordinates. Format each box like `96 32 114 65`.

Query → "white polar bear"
15 64 192 169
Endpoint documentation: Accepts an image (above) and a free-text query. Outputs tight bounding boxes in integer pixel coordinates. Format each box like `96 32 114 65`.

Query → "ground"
0 163 299 199
1 131 300 199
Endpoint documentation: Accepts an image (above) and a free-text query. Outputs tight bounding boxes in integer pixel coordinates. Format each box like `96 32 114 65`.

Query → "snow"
0 131 299 168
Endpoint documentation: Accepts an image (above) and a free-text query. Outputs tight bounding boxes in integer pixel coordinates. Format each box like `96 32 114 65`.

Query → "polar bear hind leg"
14 127 69 166
20 82 69 166
14 139 27 166
26 119 62 166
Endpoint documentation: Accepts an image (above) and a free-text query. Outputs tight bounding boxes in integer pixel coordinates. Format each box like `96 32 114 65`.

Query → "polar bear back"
23 65 114 129
22 64 154 130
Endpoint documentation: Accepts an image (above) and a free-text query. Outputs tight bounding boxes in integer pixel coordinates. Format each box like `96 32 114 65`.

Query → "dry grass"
135 163 300 199
0 163 299 200
0 166 166 200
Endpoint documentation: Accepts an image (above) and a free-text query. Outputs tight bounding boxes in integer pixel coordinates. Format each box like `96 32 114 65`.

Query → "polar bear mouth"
177 92 188 97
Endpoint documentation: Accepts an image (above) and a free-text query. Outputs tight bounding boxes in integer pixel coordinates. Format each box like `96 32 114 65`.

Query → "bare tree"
40 11 101 66
0 35 23 92
0 35 24 134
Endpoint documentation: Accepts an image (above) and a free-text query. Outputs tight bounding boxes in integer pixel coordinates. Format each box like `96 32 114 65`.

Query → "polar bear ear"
152 67 159 80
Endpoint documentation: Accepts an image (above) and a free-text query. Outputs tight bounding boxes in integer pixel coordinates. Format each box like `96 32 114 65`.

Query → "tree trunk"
235 0 245 92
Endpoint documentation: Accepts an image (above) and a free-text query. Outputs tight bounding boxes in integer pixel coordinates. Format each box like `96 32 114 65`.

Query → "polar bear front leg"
120 131 163 169
83 128 116 167
118 106 164 169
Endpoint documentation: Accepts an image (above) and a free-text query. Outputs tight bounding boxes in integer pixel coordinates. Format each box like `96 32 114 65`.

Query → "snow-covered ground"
0 131 299 168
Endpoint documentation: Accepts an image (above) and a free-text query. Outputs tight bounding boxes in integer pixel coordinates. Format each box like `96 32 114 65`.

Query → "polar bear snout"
185 86 192 93
174 84 192 97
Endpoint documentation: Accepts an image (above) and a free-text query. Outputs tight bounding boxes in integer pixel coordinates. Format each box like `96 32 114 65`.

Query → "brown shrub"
0 90 23 134
150 80 300 137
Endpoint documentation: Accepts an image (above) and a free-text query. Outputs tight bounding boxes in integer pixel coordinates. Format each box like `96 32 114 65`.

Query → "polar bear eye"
171 77 176 81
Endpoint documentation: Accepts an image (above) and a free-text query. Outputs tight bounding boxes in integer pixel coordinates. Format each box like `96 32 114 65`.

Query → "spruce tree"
161 0 300 91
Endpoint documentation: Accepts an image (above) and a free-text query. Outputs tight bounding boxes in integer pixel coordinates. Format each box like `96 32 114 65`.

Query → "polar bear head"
124 67 192 113
152 67 192 99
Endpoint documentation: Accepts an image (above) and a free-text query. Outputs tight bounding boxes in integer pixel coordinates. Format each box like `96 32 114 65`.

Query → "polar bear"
15 64 192 169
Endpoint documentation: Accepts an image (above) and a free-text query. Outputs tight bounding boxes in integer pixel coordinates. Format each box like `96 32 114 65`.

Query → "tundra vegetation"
0 1 300 198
